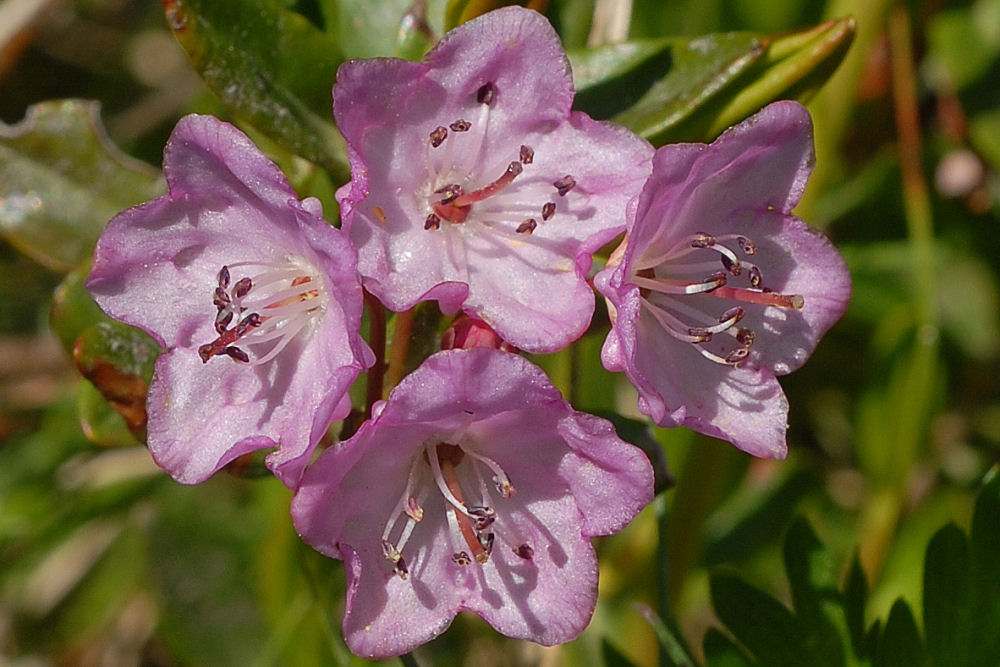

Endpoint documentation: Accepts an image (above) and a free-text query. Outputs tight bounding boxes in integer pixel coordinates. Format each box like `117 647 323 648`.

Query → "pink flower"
87 115 372 486
334 6 652 353
291 348 653 658
595 102 851 458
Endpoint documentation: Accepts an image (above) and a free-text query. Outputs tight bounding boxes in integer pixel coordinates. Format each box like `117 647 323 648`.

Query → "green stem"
385 308 415 392
364 290 386 419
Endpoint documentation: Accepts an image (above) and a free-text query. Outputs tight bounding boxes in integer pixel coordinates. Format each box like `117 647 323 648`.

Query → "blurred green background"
2 0 999 665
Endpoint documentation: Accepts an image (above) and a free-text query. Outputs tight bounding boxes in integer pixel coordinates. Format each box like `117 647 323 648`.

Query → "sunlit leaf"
0 100 163 271
582 18 855 146
164 0 350 178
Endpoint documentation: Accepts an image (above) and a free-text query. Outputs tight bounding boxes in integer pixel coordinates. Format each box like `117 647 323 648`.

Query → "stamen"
429 446 489 562
542 202 556 221
452 551 472 566
429 126 448 147
631 272 727 296
425 213 441 230
477 532 494 564
553 175 576 196
233 277 252 299
405 497 424 522
462 449 516 498
516 219 537 234
737 236 756 254
199 262 325 365
748 266 763 288
513 544 534 560
449 119 471 132
435 184 464 204
519 145 534 164
476 82 496 105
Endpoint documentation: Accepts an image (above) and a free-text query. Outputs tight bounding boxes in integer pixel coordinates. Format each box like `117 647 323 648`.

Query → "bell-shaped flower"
87 114 373 487
595 101 851 458
291 348 653 658
334 6 652 353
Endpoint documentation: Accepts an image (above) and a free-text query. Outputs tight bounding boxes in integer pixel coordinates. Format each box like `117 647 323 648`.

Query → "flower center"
631 232 804 366
379 441 531 580
197 261 326 365
419 81 574 237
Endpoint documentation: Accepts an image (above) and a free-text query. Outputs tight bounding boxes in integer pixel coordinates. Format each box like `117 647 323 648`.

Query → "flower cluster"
86 5 849 659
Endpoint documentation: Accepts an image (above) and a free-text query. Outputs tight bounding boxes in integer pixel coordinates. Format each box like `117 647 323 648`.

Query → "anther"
225 346 249 363
233 277 253 299
429 126 448 147
542 202 556 221
435 184 464 204
215 309 233 334
748 266 762 288
736 328 755 347
467 506 496 531
737 236 756 254
213 287 230 309
690 233 715 249
476 82 496 105
725 347 751 365
720 254 741 276
452 551 471 566
405 497 424 522
217 265 230 289
425 213 441 230
235 312 262 335
449 119 471 132
477 533 494 563
513 544 534 560
519 145 534 164
553 175 576 196
516 219 537 234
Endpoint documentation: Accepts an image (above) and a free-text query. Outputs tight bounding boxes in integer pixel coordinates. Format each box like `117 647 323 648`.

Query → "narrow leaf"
922 523 972 667
782 518 848 667
877 600 927 667
709 573 804 667
968 466 1000 665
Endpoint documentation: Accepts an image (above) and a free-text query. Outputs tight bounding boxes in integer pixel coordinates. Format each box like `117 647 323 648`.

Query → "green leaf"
922 523 971 666
709 573 804 667
76 380 140 448
844 555 870 661
876 600 927 667
326 0 414 58
602 637 643 667
0 100 163 272
782 519 848 667
73 321 161 439
594 32 764 144
703 628 753 667
49 264 108 354
968 466 1000 665
165 0 350 179
590 18 855 146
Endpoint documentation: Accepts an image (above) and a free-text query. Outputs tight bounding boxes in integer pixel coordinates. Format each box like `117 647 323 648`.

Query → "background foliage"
1 0 999 665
